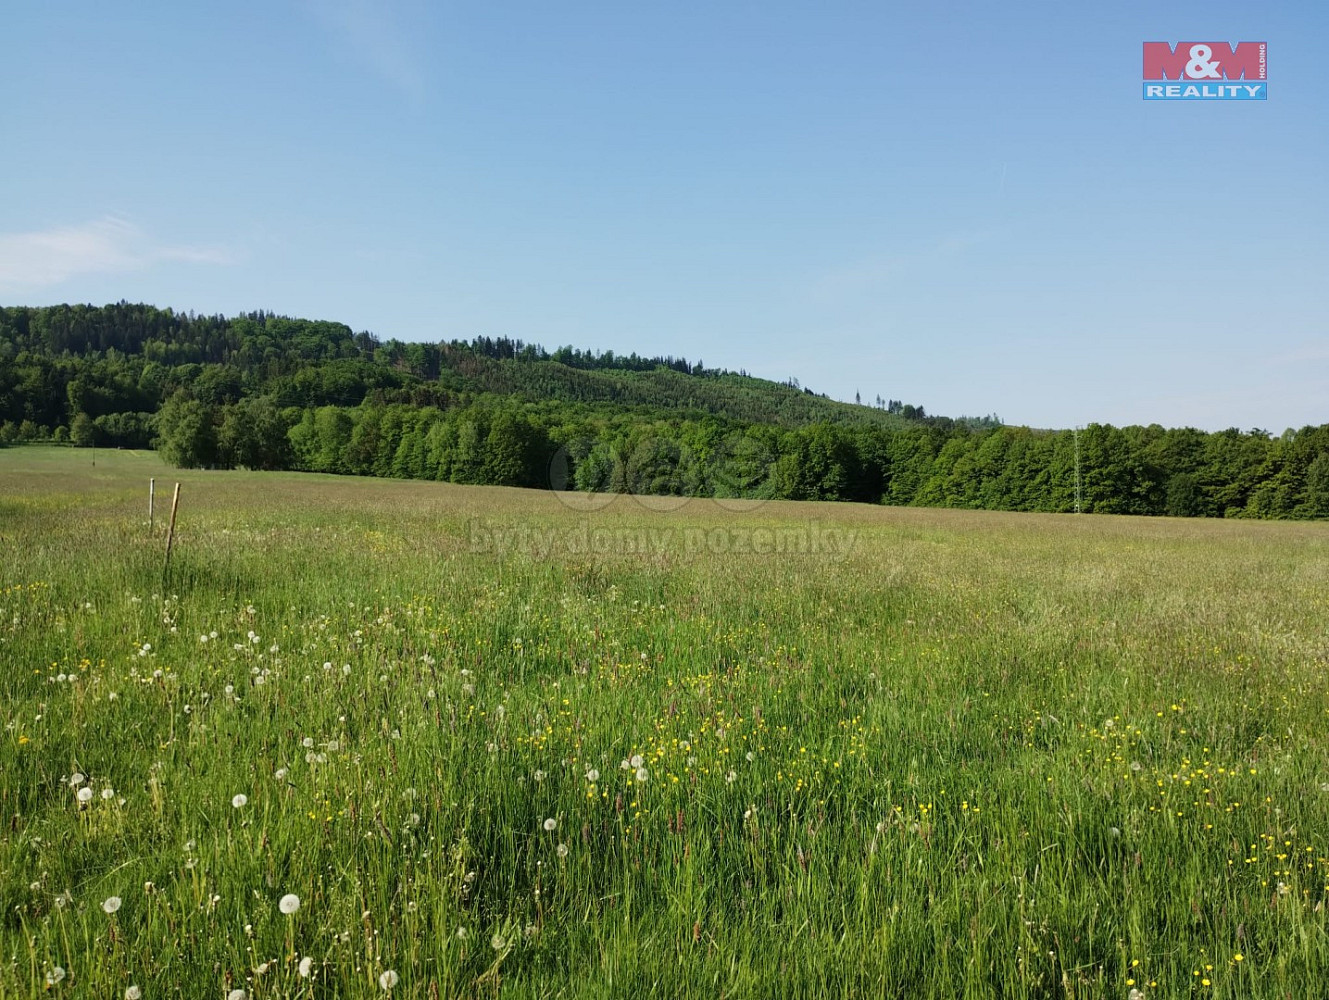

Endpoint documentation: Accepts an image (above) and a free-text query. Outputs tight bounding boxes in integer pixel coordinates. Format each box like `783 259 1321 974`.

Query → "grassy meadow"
2 445 1329 999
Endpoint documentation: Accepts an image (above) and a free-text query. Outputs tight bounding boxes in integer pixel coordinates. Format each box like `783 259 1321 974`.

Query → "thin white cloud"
0 217 236 295
305 0 426 102
811 231 995 296
1260 339 1329 367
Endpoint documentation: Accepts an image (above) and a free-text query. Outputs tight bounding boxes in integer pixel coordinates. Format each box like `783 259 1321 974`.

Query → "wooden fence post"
162 483 181 579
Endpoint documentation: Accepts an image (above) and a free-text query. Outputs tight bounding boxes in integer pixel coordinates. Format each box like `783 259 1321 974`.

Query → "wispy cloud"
811 231 994 297
1260 340 1329 368
305 0 426 102
0 217 236 295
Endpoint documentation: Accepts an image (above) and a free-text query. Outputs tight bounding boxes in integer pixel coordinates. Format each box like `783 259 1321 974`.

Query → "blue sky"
3 1 1324 431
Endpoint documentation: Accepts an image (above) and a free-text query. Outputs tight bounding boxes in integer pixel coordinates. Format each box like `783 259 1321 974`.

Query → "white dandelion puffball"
279 893 301 915
46 967 66 985
102 895 122 914
630 754 644 768
101 787 115 800
378 969 399 990
635 767 649 783
77 786 94 803
70 772 86 786
542 817 557 831
586 768 600 783
556 843 569 859
275 768 288 781
227 990 247 1000
298 956 313 977
491 933 505 951
231 793 248 808
125 987 142 1000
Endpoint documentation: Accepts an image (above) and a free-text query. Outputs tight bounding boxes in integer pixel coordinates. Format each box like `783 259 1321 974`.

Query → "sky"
3 1 1325 432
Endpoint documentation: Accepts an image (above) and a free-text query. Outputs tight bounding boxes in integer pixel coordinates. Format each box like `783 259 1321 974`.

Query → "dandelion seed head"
630 754 643 768
231 793 248 808
102 895 122 914
70 772 86 786
586 768 600 783
543 817 557 831
227 990 246 1000
45 967 66 985
378 969 399 990
279 893 301 915
635 767 649 783
491 933 505 950
556 843 569 858
125 987 142 1000
76 787 93 803
298 956 314 977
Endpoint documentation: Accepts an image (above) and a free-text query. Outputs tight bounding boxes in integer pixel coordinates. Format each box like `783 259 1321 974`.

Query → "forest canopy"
2 302 1325 518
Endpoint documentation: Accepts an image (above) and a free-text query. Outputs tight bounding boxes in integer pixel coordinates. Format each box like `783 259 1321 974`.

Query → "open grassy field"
2 446 1328 999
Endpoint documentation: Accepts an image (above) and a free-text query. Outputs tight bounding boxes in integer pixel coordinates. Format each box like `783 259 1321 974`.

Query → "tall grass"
2 446 1328 998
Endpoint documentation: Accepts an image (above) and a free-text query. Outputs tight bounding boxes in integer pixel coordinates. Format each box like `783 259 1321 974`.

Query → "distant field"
2 446 1328 999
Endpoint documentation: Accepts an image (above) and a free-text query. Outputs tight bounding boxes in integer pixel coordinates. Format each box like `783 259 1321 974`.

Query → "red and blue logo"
1143 42 1267 100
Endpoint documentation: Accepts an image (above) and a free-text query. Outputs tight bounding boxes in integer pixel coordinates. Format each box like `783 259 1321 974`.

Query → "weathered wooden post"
162 483 181 579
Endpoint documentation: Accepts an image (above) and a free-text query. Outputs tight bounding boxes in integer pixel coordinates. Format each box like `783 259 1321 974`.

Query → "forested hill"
2 302 1327 519
0 302 942 431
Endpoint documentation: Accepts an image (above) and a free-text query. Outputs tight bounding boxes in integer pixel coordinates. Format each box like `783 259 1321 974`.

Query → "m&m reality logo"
1143 42 1267 100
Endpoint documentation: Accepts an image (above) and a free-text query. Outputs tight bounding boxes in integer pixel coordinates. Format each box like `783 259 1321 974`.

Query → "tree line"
146 396 1329 518
1 303 1325 518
